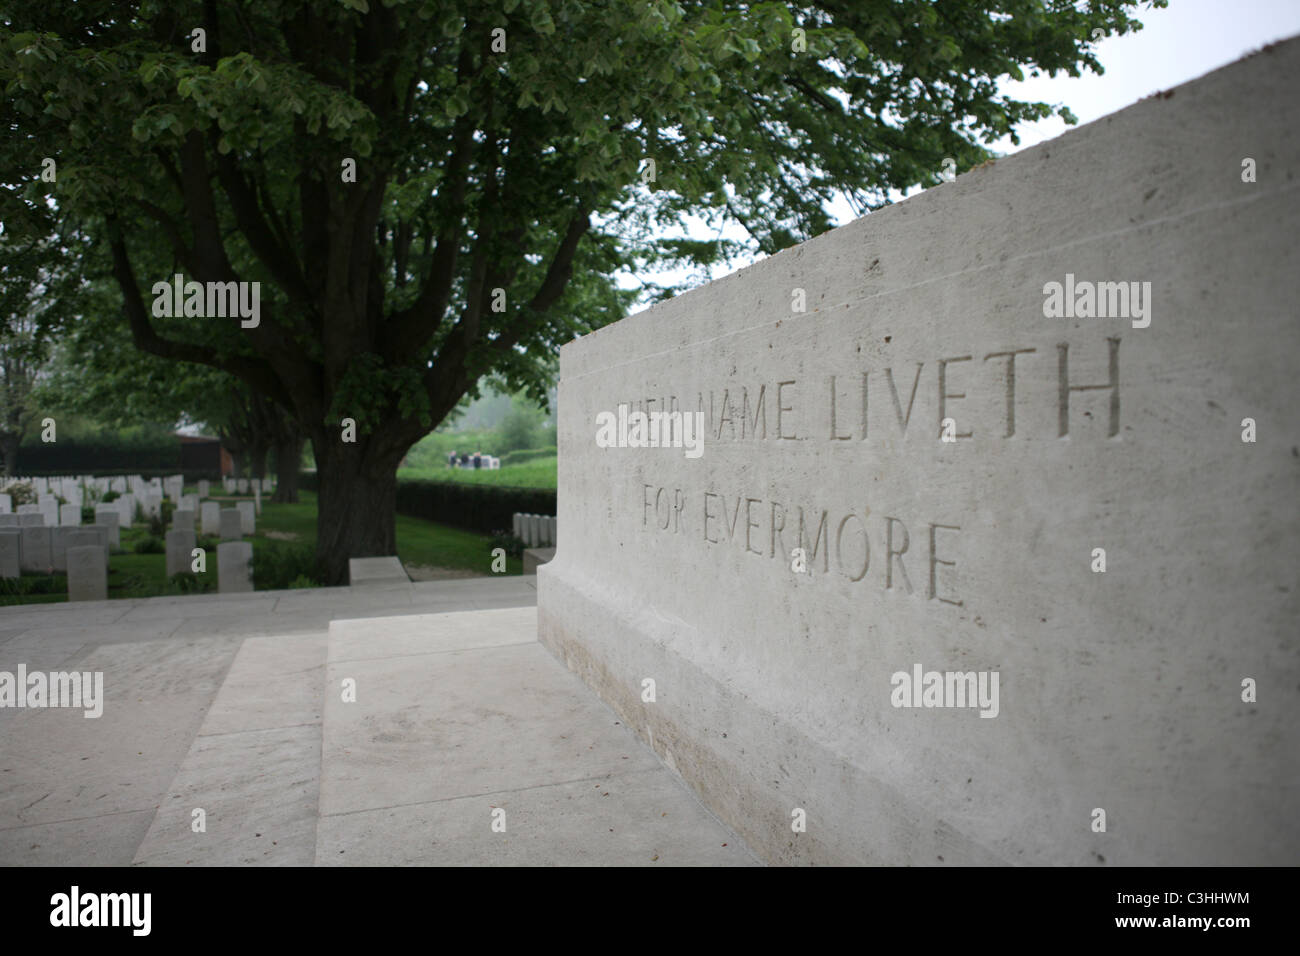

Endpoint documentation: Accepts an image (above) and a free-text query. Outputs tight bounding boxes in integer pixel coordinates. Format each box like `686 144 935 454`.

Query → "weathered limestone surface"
538 43 1300 866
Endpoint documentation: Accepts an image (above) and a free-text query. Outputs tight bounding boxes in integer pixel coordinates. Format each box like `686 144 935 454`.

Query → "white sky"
621 0 1300 302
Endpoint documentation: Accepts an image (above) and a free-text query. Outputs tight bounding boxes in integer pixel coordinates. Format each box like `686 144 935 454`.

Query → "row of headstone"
0 524 113 579
512 513 556 548
221 477 274 494
165 533 252 591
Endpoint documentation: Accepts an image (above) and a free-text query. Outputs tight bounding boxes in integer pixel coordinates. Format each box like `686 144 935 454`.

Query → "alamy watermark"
595 407 705 458
890 664 999 718
50 886 150 935
1043 273 1151 328
151 273 260 328
0 666 103 718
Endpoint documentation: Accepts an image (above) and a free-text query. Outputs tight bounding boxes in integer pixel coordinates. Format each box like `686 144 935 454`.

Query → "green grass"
0 490 520 606
398 456 557 490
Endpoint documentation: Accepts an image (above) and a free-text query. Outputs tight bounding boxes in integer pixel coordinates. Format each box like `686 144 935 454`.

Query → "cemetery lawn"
0 489 518 606
398 457 557 489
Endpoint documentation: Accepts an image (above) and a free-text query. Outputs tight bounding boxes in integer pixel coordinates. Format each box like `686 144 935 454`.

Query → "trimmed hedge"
17 436 180 472
299 472 556 534
498 447 557 466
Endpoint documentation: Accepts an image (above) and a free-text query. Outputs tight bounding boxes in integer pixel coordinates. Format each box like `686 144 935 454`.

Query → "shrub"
0 573 65 596
102 490 120 503
488 530 526 559
164 571 213 595
147 499 176 537
133 535 165 554
0 481 35 506
251 541 325 591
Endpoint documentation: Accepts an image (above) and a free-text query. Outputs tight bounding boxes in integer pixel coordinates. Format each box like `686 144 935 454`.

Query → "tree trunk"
0 434 18 476
248 442 269 480
312 436 403 585
273 437 303 504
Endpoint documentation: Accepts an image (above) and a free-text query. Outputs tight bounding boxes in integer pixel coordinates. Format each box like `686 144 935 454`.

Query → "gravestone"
166 529 197 577
197 479 210 498
181 494 199 514
94 507 121 550
40 500 59 527
219 508 243 541
51 526 72 572
253 485 261 515
236 501 255 535
17 504 39 515
18 513 45 528
173 510 196 532
60 503 81 527
0 514 18 528
66 528 109 563
0 529 20 578
116 494 135 528
217 541 253 593
0 493 9 514
19 526 51 572
538 42 1300 867
66 545 107 602
201 502 221 536
237 478 249 494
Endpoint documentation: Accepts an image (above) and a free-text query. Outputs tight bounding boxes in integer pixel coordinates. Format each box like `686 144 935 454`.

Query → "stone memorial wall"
538 43 1300 866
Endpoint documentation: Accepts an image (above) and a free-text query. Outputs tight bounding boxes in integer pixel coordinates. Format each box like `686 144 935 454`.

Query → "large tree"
0 0 1164 582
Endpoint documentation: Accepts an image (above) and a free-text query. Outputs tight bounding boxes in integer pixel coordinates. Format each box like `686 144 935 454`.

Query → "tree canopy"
0 0 1165 580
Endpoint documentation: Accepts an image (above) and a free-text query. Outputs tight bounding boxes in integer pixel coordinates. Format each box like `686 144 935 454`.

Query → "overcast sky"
623 0 1300 301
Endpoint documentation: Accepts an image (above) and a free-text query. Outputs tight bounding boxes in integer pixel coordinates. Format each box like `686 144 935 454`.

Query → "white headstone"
60 503 81 527
66 545 107 602
0 529 20 578
166 529 197 577
19 526 51 572
201 502 221 536
217 541 253 593
51 526 71 572
173 510 196 532
116 494 135 528
197 479 210 498
94 508 121 550
236 501 255 535
219 508 243 541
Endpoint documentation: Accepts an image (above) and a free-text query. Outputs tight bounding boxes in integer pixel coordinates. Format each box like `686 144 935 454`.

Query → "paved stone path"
0 577 755 866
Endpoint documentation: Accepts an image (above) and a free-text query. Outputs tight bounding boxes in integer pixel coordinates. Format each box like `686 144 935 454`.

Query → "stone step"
317 607 756 865
131 631 327 866
347 556 410 587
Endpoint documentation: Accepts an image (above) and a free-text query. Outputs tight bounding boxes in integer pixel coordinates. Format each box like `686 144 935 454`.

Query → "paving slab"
316 767 759 867
347 557 410 587
0 808 157 867
132 725 320 867
198 632 327 737
329 609 537 664
0 691 225 831
316 606 754 864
